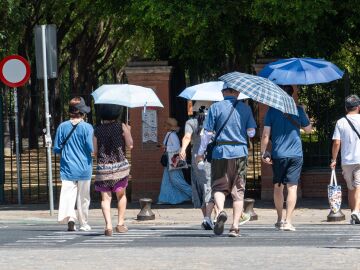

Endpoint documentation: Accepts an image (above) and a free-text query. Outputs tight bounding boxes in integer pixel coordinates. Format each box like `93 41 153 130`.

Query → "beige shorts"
342 164 360 190
211 157 247 201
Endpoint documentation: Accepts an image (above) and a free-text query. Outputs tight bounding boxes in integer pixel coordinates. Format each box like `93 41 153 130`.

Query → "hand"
179 149 186 160
122 123 131 134
330 161 336 169
195 154 204 164
261 151 272 165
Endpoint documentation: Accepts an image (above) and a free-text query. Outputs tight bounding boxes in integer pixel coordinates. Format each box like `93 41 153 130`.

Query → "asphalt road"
0 223 359 249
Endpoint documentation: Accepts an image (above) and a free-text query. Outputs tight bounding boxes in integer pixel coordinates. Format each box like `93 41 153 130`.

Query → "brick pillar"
253 60 301 200
125 61 172 202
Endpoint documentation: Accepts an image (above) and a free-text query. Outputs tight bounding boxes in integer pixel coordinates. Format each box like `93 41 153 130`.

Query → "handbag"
160 131 173 167
168 151 188 171
328 169 342 213
204 100 239 162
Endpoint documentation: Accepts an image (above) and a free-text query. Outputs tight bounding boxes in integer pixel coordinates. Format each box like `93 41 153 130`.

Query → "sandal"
104 229 113 236
228 227 240 237
115 224 128 233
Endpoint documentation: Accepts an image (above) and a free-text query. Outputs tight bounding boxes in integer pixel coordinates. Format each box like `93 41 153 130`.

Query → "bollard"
137 198 155 221
327 209 345 222
243 198 258 221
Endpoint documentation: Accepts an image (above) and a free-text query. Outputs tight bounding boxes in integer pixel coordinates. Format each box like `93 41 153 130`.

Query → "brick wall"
125 62 172 202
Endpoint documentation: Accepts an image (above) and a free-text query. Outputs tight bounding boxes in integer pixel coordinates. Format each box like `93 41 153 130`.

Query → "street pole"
41 25 54 215
0 90 5 203
13 87 22 205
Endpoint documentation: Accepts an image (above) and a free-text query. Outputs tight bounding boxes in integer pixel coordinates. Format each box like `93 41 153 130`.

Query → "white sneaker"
351 211 360 224
79 224 92 231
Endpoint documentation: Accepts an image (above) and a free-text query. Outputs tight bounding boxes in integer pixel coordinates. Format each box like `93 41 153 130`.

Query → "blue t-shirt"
204 96 257 159
53 120 94 181
264 106 310 158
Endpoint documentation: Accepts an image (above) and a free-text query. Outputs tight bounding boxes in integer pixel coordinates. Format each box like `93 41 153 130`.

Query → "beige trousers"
58 180 91 225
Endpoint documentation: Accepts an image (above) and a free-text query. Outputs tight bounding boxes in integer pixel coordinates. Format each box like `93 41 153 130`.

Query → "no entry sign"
0 55 31 88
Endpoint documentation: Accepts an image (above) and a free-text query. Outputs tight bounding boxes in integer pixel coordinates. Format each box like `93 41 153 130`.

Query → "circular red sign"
0 55 31 88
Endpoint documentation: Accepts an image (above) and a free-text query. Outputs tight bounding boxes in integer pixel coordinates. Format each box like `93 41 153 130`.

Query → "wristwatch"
331 159 337 163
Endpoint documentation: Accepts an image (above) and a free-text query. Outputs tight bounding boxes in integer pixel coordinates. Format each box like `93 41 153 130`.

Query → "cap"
345 94 360 109
74 97 91 114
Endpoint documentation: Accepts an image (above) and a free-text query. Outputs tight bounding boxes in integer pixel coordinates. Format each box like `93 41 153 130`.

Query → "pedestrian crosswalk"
2 224 360 248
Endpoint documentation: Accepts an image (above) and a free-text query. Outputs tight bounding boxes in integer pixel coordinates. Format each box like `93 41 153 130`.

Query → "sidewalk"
0 198 352 226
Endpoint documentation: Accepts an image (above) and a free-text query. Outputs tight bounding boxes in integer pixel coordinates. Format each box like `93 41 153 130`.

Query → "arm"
180 133 192 160
122 123 133 149
195 130 213 163
299 106 312 134
260 126 272 165
330 139 341 169
93 135 98 157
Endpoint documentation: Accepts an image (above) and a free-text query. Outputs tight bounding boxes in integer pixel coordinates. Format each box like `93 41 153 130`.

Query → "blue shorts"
272 157 303 185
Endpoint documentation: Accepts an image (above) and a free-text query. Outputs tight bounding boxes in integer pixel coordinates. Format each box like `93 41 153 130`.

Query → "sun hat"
165 118 179 131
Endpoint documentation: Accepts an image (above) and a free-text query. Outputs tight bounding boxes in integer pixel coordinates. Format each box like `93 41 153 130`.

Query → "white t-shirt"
332 114 360 165
163 131 180 153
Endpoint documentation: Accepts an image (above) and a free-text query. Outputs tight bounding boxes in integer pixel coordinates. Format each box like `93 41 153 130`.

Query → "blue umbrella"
219 72 298 116
259 58 344 85
178 81 249 101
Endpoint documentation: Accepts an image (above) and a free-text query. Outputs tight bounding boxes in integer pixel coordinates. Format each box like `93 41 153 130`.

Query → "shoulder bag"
205 100 239 162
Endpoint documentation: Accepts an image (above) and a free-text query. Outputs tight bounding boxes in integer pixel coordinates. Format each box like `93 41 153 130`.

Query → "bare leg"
354 187 360 212
205 202 215 218
232 200 244 229
273 184 284 222
348 189 355 211
116 189 127 226
201 206 206 217
213 191 226 213
101 192 112 230
285 184 298 224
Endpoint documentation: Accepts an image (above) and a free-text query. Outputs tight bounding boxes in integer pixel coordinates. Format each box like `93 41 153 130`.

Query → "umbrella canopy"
258 58 344 85
91 84 164 108
219 72 298 116
178 81 249 101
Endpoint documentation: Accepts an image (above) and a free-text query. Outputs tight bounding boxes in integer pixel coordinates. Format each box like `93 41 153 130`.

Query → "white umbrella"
92 84 163 108
178 81 249 101
91 84 163 122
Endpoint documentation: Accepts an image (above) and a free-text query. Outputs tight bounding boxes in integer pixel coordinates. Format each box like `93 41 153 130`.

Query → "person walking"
196 85 257 237
54 97 93 232
158 118 192 204
330 95 360 224
260 85 312 232
93 104 133 236
179 101 215 230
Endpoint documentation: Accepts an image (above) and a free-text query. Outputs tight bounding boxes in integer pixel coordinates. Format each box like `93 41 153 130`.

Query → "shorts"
95 177 128 193
342 164 360 190
272 157 303 185
211 157 247 201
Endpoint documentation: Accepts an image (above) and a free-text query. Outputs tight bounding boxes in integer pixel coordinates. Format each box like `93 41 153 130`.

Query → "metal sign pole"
41 25 54 215
13 87 22 204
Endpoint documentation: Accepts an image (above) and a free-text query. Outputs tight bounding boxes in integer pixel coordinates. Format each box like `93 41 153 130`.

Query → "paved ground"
0 199 359 269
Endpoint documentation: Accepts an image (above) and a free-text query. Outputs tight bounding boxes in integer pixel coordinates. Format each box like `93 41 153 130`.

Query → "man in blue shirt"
261 85 312 232
54 97 94 232
196 85 257 237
